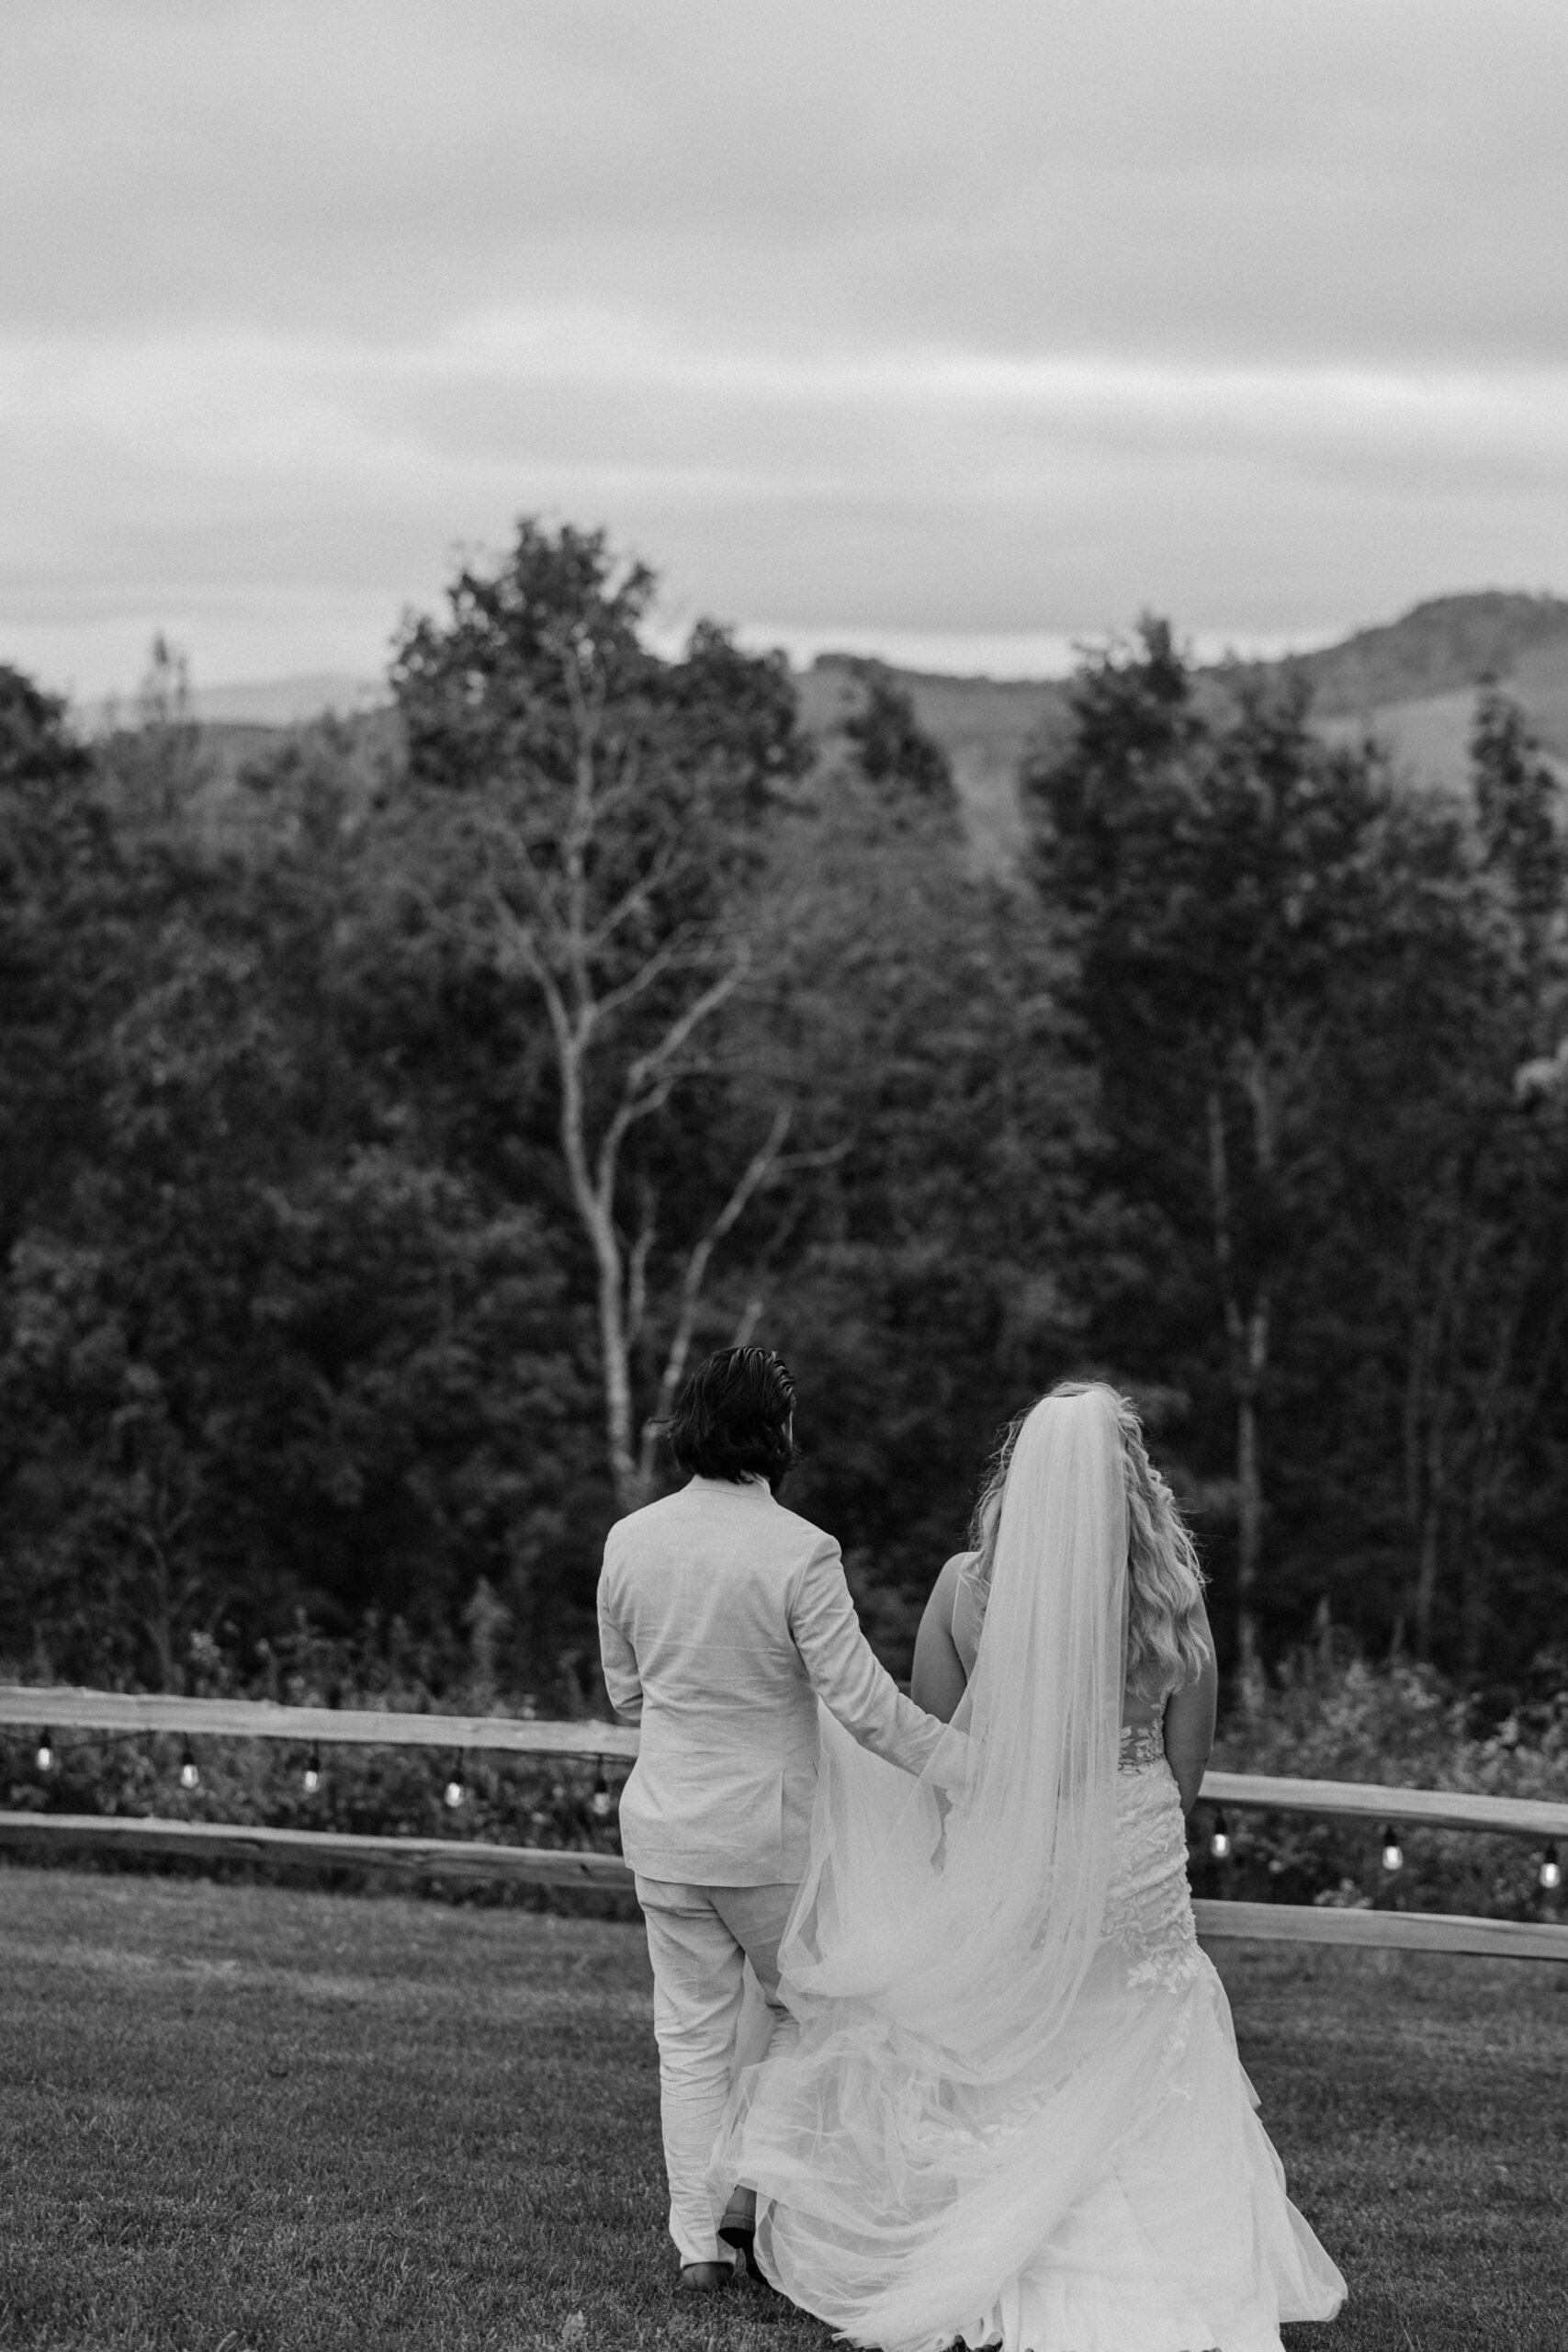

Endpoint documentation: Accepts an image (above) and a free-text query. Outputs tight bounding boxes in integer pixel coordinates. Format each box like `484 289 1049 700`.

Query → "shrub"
1190 1648 1567 1920
6 1629 1564 1924
0 1621 628 1868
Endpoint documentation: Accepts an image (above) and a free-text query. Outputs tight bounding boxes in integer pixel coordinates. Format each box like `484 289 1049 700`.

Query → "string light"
1380 1825 1404 1874
178 1739 200 1792
1209 1808 1231 1861
590 1759 614 1820
444 1755 466 1809
302 1747 321 1796
1540 1843 1562 1894
35 1729 53 1773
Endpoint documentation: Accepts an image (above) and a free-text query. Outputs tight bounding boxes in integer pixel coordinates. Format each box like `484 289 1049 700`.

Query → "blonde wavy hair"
965 1379 1210 1699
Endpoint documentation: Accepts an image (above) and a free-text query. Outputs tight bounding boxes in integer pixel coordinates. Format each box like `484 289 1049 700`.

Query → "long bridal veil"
714 1386 1134 2344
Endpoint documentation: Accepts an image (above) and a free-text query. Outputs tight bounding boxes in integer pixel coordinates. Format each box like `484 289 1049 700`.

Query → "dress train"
721 1747 1344 2351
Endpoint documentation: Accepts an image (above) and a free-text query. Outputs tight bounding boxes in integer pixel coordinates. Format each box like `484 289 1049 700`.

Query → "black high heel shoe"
716 2215 758 2277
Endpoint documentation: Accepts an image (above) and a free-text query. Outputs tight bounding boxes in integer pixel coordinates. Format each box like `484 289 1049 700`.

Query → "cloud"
4 0 1567 691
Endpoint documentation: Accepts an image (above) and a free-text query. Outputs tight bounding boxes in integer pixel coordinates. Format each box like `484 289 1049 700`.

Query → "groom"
597 1345 947 2291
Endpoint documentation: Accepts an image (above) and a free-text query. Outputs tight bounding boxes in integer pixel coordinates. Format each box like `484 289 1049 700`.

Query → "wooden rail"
0 1814 1562 1962
0 1811 628 1889
3 1686 1564 1961
0 1685 639 1760
1191 1899 1568 1962
1199 1768 1568 1840
3 1687 1562 1838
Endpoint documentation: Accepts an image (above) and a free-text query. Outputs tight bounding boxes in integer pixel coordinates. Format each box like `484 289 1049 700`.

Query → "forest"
3 519 1565 1724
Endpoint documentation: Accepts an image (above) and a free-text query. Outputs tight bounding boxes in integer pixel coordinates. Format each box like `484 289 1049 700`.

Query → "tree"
728 695 1094 1651
1472 680 1565 1000
390 522 812 1512
839 664 960 823
1348 687 1568 1670
1026 625 1390 1697
0 667 109 1252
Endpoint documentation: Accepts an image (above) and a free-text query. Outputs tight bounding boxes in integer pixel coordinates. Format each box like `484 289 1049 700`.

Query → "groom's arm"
596 1555 643 1726
788 1536 944 1774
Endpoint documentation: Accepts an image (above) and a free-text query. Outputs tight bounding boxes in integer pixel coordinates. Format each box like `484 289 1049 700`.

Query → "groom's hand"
924 1724 973 1801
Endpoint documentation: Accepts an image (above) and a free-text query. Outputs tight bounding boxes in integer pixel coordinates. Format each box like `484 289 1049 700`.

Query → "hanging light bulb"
302 1747 321 1796
1380 1825 1404 1873
590 1759 614 1820
35 1728 53 1773
1209 1808 1231 1861
1540 1843 1562 1894
444 1755 466 1809
178 1739 200 1792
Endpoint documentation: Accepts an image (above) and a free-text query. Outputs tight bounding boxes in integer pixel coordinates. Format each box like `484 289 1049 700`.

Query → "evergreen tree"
1025 627 1390 1695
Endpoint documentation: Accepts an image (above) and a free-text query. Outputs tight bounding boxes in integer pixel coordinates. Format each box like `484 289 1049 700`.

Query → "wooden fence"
2 1684 1564 1962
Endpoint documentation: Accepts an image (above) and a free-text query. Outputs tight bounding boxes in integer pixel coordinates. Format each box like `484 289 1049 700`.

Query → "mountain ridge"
1290 591 1568 717
66 589 1568 868
803 591 1568 861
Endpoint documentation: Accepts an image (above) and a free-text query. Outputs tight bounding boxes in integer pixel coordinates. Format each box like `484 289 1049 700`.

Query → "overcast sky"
6 0 1568 697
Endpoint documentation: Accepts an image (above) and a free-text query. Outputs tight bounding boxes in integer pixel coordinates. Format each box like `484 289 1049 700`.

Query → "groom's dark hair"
667 1346 799 1491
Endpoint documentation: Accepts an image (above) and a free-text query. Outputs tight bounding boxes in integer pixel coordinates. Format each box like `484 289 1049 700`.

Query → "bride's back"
913 1382 1216 1807
948 1548 1170 1726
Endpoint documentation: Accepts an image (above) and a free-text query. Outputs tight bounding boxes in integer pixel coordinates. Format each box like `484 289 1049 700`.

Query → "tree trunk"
1413 1486 1443 1660
1407 1293 1443 1660
547 1012 644 1516
596 1238 641 1515
1412 1305 1456 1660
484 675 786 1522
1401 1283 1428 1579
1234 1299 1269 1698
144 1566 178 1693
631 1106 792 1499
1207 1083 1269 1710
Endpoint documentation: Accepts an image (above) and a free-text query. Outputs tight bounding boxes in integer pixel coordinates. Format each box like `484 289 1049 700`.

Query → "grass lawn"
1 1867 1564 2352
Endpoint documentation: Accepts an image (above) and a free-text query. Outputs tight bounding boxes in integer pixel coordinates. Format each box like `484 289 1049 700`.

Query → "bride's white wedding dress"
712 1390 1344 2352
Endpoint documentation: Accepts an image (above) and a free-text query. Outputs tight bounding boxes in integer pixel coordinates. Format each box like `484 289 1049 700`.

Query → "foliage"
0 523 1565 1709
1025 629 1404 1685
0 1620 629 1859
0 1725 627 1866
7 1645 1561 1925
836 661 960 821
1195 1647 1568 1920
388 523 813 1510
0 664 116 1253
1023 628 1568 1686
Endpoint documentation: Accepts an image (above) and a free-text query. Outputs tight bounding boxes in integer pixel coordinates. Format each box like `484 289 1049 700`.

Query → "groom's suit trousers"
635 1874 799 2266
598 1473 943 2267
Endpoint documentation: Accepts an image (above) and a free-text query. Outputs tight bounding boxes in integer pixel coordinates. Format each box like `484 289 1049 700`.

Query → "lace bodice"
1118 1716 1166 1770
1101 1746 1205 1994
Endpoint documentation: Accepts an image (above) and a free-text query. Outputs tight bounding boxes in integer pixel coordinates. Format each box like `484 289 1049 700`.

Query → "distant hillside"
796 655 1066 867
78 672 385 734
1292 592 1568 718
804 593 1568 857
73 594 1568 865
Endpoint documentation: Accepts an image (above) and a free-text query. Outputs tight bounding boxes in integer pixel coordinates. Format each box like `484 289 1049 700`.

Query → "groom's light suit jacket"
597 1474 942 1887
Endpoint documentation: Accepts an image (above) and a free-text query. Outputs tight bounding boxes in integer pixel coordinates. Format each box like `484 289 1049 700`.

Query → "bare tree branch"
636 1102 795 1490
728 1295 765 1350
592 930 694 1028
622 946 751 1094
446 608 805 1511
626 1178 658 1352
585 833 688 957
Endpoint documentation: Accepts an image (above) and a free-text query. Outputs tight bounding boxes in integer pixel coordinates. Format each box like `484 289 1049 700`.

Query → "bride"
711 1380 1345 2351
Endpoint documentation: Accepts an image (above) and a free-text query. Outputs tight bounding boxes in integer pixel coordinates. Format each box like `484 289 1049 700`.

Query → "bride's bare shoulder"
930 1550 971 1604
911 1553 977 1721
